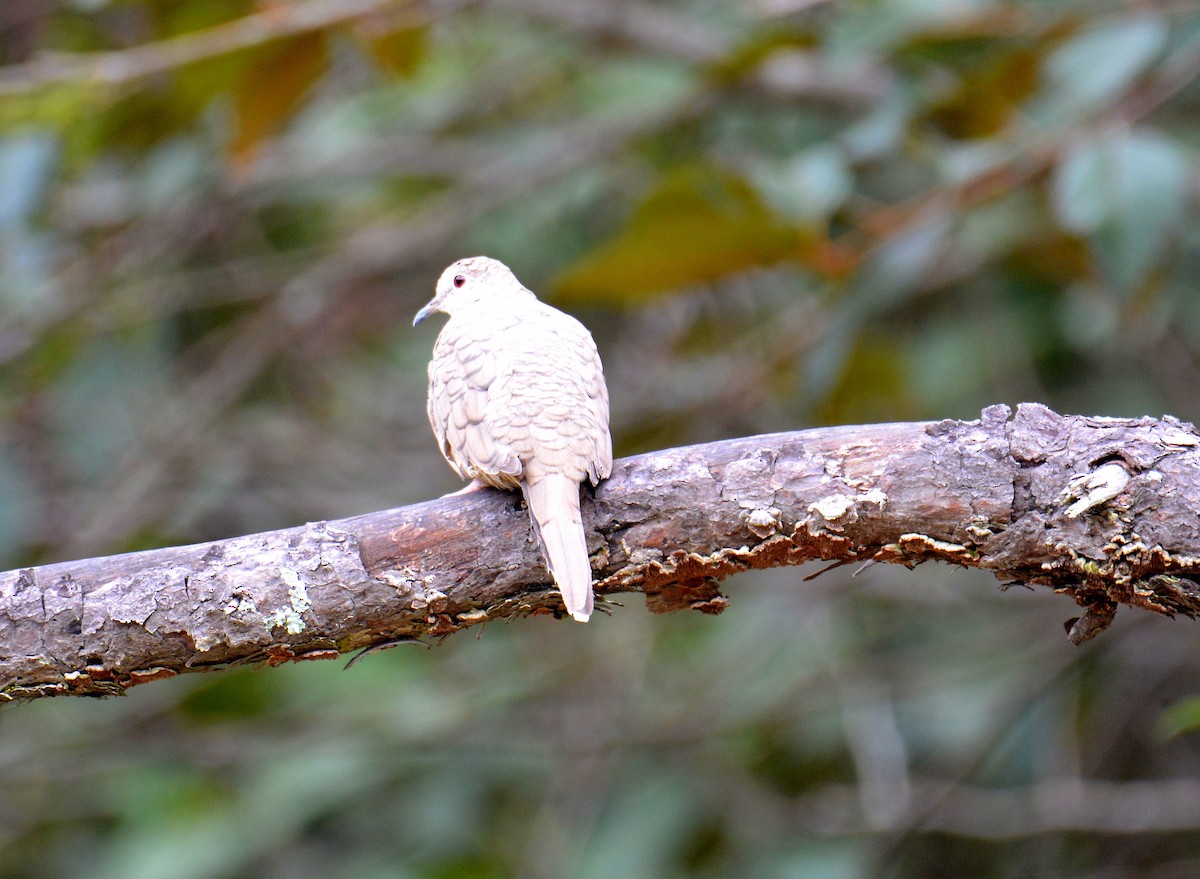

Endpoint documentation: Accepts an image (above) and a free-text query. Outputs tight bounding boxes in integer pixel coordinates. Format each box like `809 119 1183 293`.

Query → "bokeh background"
3 1 1200 876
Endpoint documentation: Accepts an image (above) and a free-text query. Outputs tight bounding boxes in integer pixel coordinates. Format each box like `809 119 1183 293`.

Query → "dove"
414 256 612 622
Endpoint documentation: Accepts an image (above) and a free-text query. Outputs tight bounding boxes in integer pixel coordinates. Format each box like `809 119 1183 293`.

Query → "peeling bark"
4 403 1200 700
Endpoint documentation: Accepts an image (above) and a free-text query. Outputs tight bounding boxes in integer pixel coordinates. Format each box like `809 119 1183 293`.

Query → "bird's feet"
443 479 490 497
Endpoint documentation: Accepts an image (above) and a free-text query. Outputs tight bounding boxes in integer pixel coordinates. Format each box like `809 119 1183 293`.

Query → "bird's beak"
413 298 439 327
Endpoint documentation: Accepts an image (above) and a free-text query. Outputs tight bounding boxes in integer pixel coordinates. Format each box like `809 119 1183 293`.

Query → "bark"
4 402 1200 701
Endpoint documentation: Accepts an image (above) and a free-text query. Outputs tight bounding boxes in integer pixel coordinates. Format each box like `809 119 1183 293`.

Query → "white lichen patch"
410 588 448 613
1063 461 1131 519
859 487 888 509
263 568 313 635
809 493 855 522
379 567 429 592
222 592 258 618
898 533 971 556
745 507 782 538
966 522 995 541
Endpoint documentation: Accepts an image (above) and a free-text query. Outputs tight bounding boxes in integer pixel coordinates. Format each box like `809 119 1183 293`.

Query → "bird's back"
427 299 611 489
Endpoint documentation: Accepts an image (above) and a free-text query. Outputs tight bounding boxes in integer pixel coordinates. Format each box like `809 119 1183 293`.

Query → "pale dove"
414 257 612 622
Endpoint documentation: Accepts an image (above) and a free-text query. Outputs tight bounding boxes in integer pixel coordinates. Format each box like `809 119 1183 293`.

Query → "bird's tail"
521 473 594 622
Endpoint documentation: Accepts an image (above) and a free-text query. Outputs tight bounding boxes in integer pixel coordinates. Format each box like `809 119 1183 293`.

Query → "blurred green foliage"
3 0 1200 876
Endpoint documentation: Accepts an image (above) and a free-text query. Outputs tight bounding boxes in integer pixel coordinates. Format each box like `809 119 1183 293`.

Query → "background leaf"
1037 15 1167 118
229 32 329 169
1052 131 1187 291
554 165 800 302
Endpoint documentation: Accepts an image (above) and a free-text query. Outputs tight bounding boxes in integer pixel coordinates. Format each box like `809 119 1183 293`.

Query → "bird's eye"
453 275 466 288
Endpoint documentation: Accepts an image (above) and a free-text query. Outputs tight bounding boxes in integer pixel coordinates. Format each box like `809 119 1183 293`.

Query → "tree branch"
0 0 424 97
5 402 1200 701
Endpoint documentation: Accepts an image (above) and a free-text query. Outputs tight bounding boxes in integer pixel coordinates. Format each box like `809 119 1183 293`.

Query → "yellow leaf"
229 31 328 170
925 46 1044 139
354 19 428 77
553 166 801 304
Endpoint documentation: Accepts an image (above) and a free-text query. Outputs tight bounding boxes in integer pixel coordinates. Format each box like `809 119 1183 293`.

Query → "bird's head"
413 256 530 326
